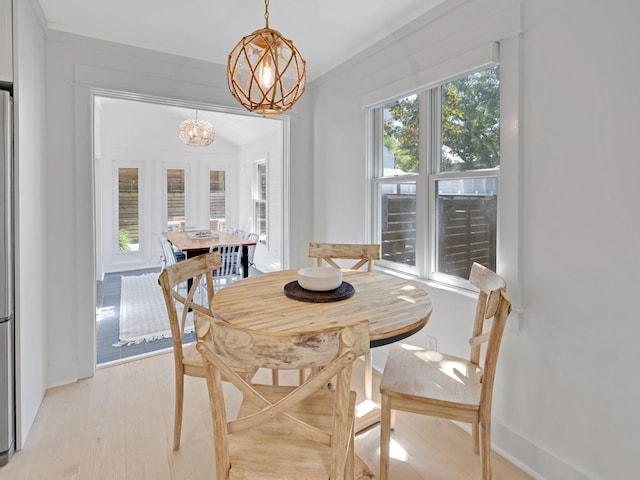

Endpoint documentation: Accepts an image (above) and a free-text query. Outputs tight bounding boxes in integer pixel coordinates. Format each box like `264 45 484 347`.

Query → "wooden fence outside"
118 192 226 240
381 193 496 279
118 192 139 243
118 168 227 246
120 187 495 279
437 195 496 278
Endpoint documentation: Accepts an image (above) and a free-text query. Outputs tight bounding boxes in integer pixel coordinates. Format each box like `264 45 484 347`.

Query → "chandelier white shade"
227 0 306 116
178 113 215 146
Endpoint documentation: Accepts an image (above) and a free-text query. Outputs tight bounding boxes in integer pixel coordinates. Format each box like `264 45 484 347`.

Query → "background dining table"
211 268 433 432
163 230 257 278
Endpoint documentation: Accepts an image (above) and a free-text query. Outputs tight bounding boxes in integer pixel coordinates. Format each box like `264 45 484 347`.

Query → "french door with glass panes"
163 166 228 232
100 161 229 275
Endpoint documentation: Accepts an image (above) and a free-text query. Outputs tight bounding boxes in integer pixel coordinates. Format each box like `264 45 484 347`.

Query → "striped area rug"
114 273 193 346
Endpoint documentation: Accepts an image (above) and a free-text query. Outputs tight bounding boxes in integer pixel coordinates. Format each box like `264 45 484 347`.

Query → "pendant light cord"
264 0 270 29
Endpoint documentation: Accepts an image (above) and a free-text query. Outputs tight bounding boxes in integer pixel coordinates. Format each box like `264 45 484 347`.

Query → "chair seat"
182 342 204 371
380 344 483 411
228 384 373 479
183 341 257 383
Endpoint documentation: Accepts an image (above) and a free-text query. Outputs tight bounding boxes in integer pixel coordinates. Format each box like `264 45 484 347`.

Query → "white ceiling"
37 0 445 81
95 96 283 147
45 0 445 146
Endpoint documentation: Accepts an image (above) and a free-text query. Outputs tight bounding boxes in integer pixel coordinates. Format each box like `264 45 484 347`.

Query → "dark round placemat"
283 281 355 303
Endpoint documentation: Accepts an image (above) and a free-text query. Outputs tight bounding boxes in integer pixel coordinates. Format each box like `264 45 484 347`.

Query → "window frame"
253 160 268 240
113 161 144 257
208 168 227 229
427 81 500 288
369 52 508 292
165 167 186 232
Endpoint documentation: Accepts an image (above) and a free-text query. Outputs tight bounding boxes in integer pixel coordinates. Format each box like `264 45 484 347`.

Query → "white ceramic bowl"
297 266 343 291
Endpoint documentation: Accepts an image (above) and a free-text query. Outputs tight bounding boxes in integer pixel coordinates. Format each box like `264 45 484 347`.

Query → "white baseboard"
489 421 595 480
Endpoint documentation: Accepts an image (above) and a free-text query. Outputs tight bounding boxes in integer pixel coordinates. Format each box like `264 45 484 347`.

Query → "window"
117 167 139 252
209 170 226 229
167 168 185 231
372 66 500 287
254 162 267 236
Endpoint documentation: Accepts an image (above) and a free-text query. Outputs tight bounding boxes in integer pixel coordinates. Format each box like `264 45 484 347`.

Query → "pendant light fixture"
178 111 215 146
227 0 306 116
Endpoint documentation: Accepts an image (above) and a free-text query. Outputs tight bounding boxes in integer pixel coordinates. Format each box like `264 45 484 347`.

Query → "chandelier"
178 111 215 146
227 0 306 116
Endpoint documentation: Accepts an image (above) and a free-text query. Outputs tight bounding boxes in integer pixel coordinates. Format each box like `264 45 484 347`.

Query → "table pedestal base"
355 399 381 434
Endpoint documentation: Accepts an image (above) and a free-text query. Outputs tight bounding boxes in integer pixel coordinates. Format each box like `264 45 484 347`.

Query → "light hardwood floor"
0 353 533 480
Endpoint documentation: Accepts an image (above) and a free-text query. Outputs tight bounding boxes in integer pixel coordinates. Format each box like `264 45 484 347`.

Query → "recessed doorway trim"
91 87 291 367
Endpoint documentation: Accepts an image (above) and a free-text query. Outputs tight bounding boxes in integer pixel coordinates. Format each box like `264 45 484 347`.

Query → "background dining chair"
209 243 242 291
157 251 222 450
308 242 380 271
158 234 185 268
379 262 512 480
195 314 375 479
244 232 259 272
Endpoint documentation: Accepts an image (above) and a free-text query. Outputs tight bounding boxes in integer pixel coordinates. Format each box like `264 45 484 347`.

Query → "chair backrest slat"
198 317 370 371
159 235 178 268
209 243 241 277
158 252 222 351
308 242 380 272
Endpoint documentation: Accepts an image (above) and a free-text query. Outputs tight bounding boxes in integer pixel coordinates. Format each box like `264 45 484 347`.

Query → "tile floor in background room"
96 265 262 365
95 267 187 365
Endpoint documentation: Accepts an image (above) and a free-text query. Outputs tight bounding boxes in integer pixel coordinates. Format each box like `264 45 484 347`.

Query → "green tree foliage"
442 66 500 171
383 66 500 173
384 96 419 173
118 228 131 252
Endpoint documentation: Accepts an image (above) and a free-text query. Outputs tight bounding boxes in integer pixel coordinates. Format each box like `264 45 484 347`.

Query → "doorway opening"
93 93 288 365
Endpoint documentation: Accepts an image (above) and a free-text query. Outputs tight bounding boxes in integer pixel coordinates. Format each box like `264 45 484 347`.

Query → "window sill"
373 264 478 300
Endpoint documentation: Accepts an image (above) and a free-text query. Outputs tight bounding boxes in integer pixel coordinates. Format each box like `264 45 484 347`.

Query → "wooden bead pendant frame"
227 0 306 116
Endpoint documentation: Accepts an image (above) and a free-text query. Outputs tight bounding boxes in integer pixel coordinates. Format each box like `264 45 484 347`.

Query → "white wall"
308 0 640 478
26 0 640 477
42 29 313 389
13 0 48 449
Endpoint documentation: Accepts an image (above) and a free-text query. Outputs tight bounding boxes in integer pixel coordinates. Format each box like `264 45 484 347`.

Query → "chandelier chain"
264 0 270 29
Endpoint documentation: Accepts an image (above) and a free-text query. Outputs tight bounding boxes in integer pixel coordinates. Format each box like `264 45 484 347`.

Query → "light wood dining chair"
308 242 381 272
195 314 375 479
379 263 512 480
157 251 223 451
305 242 381 394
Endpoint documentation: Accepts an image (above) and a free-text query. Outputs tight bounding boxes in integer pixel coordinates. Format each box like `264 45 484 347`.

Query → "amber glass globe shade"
228 28 306 116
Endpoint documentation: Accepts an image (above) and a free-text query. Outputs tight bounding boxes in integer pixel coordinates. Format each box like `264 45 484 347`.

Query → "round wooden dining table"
210 269 433 433
211 269 433 347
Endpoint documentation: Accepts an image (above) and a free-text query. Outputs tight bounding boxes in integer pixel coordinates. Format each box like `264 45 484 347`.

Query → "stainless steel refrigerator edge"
0 89 14 466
